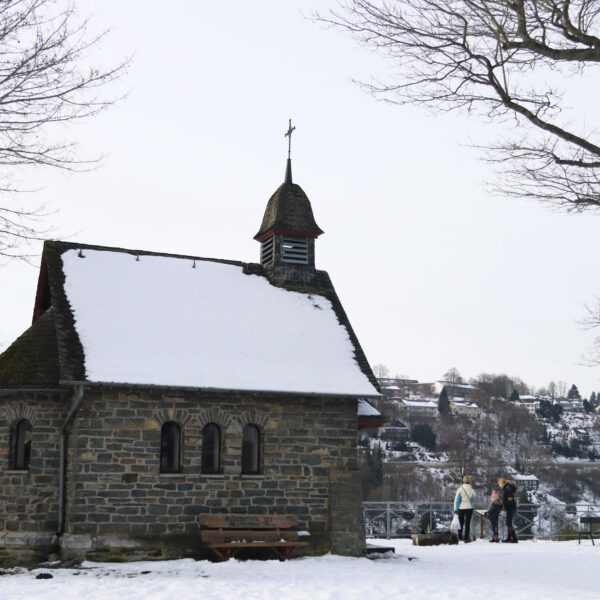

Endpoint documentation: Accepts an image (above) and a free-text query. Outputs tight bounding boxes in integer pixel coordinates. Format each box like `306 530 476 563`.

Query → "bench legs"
211 547 242 561
271 545 300 561
578 529 595 546
209 544 302 562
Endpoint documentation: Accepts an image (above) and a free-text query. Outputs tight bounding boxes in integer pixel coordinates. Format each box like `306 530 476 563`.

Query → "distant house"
377 420 410 443
513 473 539 491
400 398 438 418
431 381 479 401
380 384 402 399
450 399 479 417
515 395 541 415
567 428 591 444
376 378 419 400
554 398 584 412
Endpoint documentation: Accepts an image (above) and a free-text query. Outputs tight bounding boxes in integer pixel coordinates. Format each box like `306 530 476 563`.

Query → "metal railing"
363 501 600 541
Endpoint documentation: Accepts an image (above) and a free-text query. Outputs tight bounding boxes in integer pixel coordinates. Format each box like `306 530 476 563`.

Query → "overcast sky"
2 1 600 397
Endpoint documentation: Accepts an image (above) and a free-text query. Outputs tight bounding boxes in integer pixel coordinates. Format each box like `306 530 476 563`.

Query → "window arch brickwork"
191 407 233 430
237 408 269 429
1 402 38 427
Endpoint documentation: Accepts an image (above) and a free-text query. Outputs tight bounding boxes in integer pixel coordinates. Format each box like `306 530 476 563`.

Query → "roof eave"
60 380 382 400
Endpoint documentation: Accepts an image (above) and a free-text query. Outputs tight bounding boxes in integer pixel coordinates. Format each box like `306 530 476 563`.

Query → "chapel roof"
0 240 379 398
254 162 324 241
0 307 60 388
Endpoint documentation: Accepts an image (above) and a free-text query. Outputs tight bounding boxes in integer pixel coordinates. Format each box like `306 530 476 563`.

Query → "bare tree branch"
316 0 600 211
0 0 129 260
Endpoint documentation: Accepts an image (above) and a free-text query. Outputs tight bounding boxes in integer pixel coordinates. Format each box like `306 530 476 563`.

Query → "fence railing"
363 501 600 541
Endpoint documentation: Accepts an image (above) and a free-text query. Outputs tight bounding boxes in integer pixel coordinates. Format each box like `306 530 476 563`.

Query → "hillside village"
359 371 600 505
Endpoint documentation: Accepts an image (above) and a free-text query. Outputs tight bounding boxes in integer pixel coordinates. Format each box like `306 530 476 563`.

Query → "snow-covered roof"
402 399 437 408
514 473 539 482
570 428 590 435
358 399 382 417
59 247 379 397
435 381 478 390
451 399 477 407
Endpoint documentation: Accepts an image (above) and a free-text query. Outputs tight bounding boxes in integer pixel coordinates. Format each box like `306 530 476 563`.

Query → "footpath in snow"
0 539 597 600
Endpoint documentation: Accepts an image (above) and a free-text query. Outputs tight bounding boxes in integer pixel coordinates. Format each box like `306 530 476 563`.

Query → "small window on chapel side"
241 424 260 475
12 419 32 470
160 421 181 473
201 423 221 474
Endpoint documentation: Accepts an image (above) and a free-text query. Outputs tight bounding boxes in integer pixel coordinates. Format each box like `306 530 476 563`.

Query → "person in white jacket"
454 475 476 542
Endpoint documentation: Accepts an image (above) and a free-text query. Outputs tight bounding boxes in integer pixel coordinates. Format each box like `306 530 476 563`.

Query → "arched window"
160 421 181 473
201 423 221 474
241 424 260 474
12 419 32 470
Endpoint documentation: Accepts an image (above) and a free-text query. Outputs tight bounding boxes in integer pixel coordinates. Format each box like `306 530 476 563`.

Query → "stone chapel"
0 150 380 564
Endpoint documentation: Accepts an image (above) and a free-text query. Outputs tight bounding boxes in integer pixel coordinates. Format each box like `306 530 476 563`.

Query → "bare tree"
373 363 391 378
0 0 127 260
579 298 600 364
442 366 463 400
318 1 600 211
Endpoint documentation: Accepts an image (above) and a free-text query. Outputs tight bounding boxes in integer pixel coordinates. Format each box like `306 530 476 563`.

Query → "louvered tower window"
281 236 308 264
261 236 274 266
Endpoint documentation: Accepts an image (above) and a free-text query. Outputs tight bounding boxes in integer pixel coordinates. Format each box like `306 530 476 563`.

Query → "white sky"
1 1 600 397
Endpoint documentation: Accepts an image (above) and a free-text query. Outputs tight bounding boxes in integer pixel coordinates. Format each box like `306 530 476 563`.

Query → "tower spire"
284 118 295 184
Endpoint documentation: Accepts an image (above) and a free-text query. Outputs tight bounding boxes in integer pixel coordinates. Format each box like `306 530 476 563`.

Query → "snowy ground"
1 539 597 600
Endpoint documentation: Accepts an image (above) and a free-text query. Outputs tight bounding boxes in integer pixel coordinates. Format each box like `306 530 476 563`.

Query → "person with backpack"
454 475 476 542
498 477 518 543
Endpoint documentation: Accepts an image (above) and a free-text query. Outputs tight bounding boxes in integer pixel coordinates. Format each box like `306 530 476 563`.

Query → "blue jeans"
505 506 516 529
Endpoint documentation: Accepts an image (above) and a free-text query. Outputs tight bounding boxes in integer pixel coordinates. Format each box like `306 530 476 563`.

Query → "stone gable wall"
63 388 364 559
0 393 67 536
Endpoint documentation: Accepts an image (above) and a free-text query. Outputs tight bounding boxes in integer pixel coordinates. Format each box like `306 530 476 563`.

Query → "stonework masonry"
0 392 67 564
31 387 365 561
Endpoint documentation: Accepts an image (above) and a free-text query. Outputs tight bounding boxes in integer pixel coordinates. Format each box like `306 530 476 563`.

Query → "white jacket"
454 483 476 511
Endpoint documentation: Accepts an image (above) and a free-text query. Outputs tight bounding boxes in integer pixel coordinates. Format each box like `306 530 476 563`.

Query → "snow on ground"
1 539 597 600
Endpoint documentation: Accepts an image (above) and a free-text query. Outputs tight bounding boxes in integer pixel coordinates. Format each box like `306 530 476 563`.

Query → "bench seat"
198 514 310 561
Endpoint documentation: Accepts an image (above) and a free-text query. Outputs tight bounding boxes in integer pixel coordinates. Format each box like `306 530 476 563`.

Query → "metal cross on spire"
285 118 296 159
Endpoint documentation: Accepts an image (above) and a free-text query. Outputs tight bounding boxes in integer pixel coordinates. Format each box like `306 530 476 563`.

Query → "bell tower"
254 120 324 285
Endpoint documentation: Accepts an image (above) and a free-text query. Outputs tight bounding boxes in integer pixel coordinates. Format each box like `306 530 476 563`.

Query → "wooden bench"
198 514 310 561
579 515 600 546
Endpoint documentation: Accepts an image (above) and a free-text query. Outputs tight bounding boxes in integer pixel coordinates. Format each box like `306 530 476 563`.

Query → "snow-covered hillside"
1 540 597 600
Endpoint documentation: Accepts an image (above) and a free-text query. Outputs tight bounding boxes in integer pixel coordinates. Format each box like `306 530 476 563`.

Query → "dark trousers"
458 509 473 539
506 506 516 529
489 514 499 537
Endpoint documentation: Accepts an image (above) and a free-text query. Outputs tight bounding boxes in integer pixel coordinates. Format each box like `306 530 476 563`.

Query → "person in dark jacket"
484 490 503 542
498 477 518 543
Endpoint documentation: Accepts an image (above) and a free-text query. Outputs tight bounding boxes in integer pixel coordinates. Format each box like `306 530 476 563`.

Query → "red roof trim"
254 228 321 243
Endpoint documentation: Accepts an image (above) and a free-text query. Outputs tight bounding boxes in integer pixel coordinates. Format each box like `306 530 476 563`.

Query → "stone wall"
0 391 68 555
62 387 364 560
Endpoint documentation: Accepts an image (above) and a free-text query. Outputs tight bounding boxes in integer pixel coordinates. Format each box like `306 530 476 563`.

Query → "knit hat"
491 491 499 499
463 475 471 484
